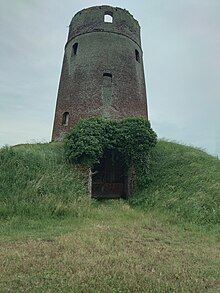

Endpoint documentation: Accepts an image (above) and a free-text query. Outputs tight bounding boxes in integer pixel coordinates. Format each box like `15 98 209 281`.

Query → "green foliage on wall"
64 117 157 185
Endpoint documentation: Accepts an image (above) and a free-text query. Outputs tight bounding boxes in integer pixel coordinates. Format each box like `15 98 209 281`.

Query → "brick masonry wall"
52 5 148 140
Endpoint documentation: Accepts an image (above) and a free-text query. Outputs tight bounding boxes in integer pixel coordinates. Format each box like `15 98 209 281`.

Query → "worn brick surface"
52 5 148 141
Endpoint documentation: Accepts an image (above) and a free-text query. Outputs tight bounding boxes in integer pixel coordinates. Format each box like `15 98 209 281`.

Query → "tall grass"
0 143 88 219
1 140 219 225
131 140 220 225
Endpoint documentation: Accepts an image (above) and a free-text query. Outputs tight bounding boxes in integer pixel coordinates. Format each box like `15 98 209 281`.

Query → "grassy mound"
0 140 219 225
0 143 88 219
131 140 220 225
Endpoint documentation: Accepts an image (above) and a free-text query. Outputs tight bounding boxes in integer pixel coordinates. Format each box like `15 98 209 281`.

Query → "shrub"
64 117 157 186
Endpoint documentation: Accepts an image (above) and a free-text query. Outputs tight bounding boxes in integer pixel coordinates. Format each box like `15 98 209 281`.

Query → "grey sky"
0 0 219 156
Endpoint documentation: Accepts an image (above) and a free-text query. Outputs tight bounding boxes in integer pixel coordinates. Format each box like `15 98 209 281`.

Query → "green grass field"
0 141 219 292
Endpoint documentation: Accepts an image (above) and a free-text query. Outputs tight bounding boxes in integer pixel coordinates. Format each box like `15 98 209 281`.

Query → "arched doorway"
91 150 127 199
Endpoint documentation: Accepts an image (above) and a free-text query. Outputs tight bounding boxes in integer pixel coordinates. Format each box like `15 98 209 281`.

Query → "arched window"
104 12 113 23
62 112 69 126
103 73 112 86
72 43 78 56
135 49 140 62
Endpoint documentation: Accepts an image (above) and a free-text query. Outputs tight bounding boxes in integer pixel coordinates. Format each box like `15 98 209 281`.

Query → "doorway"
91 151 127 199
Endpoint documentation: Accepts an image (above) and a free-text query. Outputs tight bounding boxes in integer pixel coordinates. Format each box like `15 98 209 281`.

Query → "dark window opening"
72 43 78 56
104 11 113 23
135 49 140 62
62 112 69 126
103 73 112 86
103 73 112 79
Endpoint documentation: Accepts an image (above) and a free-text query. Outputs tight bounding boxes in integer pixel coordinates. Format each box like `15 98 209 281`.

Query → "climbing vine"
64 117 157 186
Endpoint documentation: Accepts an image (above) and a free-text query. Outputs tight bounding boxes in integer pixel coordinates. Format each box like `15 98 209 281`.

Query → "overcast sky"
0 0 219 156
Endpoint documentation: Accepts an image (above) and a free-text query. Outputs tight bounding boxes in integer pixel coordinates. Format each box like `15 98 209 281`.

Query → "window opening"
72 43 78 56
135 49 140 62
104 12 113 23
103 73 112 86
62 112 69 126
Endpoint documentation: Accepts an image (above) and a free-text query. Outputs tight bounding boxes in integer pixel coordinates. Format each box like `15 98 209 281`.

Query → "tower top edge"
72 5 139 26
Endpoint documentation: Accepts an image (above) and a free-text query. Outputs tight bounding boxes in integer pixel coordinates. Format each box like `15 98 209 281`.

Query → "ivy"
64 117 157 186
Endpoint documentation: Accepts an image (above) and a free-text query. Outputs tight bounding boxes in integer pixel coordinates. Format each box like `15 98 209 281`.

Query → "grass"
0 141 219 292
0 203 219 293
131 140 220 225
0 143 87 219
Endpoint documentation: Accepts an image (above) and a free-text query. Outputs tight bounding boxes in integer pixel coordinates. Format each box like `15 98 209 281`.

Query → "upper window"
62 112 69 126
135 49 140 62
103 73 112 86
104 12 113 23
72 43 78 56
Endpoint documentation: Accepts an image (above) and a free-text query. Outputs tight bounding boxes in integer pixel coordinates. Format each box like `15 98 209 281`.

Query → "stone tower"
52 5 148 141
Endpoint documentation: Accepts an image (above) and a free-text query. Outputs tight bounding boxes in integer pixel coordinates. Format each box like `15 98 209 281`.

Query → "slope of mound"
132 140 220 224
0 140 219 224
0 143 87 218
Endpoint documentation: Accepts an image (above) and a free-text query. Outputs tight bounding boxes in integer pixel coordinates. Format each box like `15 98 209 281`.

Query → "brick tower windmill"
52 6 149 199
52 5 148 141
